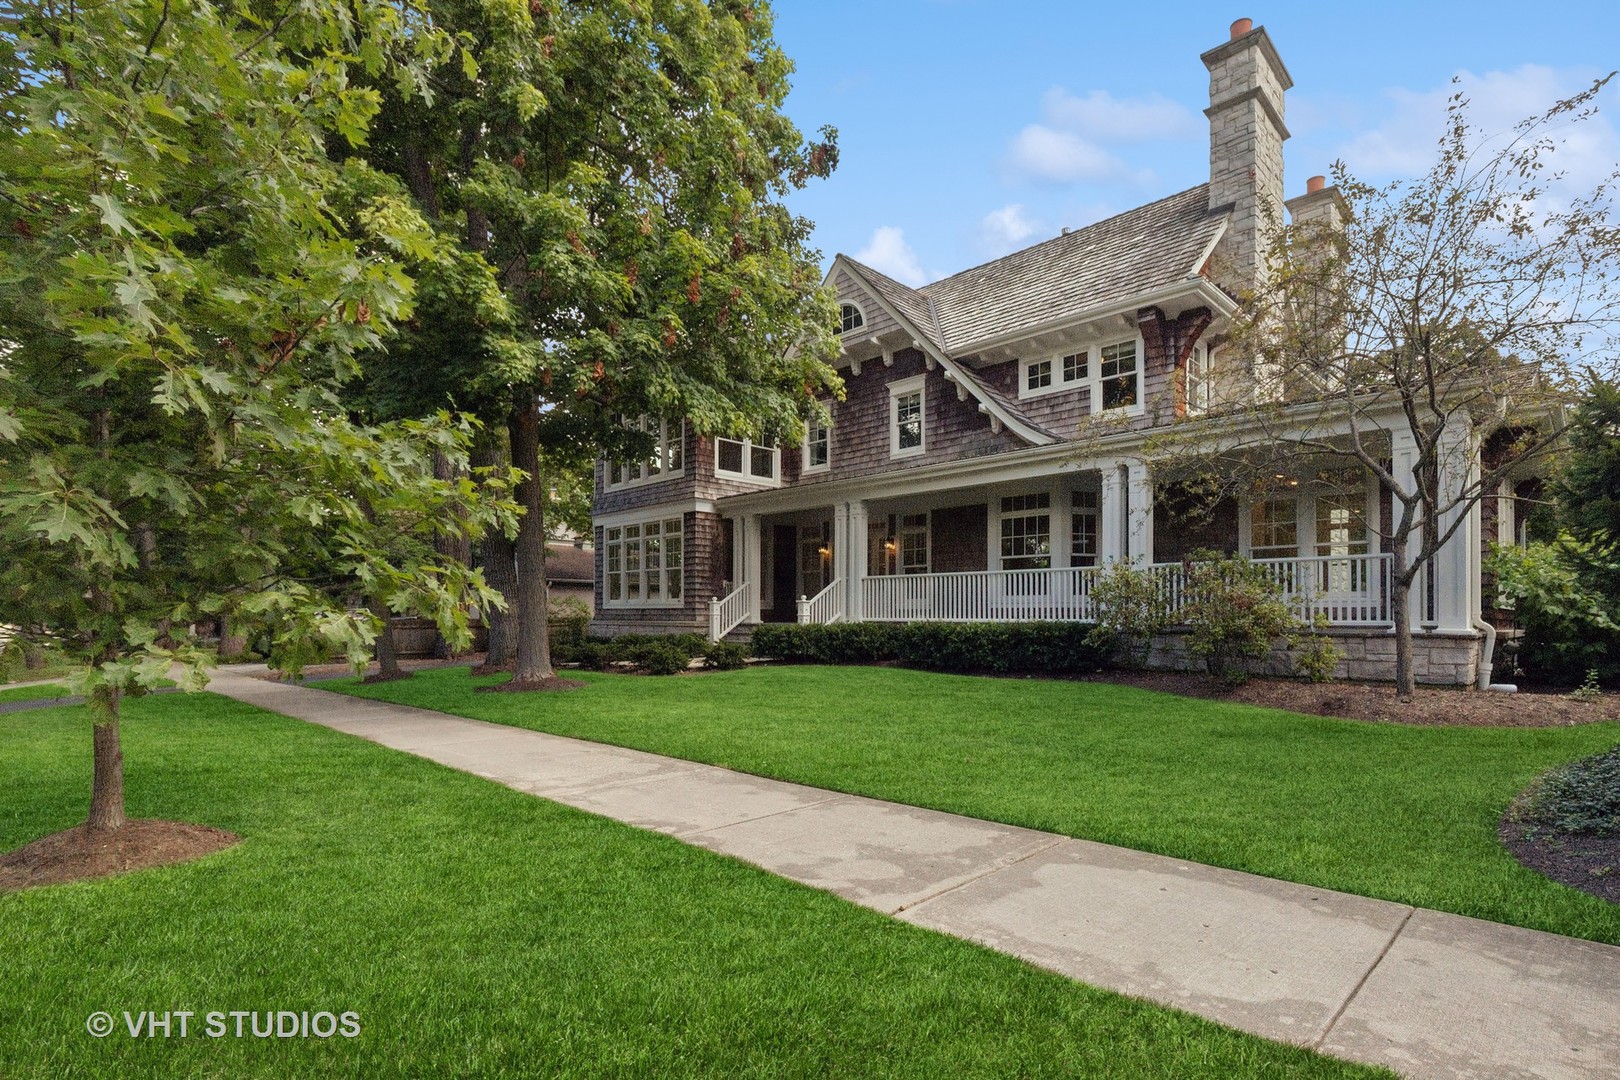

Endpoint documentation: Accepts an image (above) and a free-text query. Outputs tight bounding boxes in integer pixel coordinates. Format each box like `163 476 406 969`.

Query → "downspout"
1470 612 1497 691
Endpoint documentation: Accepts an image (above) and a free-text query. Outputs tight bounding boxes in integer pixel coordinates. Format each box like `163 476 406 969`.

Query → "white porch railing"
863 567 1098 623
1147 552 1393 626
851 552 1393 627
708 582 753 641
796 579 844 625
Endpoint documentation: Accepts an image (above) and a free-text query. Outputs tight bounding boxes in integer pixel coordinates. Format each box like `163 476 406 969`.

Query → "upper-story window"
1098 340 1139 410
888 375 925 458
1185 343 1211 415
1017 340 1139 413
715 434 780 484
803 414 831 473
606 418 684 490
839 303 865 334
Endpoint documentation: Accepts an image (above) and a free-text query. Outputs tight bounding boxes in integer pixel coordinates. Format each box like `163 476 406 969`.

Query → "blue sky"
771 1 1620 285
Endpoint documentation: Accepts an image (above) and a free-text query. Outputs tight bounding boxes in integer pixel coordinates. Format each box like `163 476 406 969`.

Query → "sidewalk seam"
676 794 852 838
1311 905 1415 1051
890 836 1072 916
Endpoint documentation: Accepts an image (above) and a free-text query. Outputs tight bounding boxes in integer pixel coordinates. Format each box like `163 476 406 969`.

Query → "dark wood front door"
770 524 797 621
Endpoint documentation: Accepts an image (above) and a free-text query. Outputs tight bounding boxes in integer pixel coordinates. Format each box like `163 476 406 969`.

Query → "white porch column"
1098 465 1125 564
845 500 869 621
1126 461 1154 566
1433 416 1480 633
831 502 851 616
742 513 764 624
1389 428 1430 631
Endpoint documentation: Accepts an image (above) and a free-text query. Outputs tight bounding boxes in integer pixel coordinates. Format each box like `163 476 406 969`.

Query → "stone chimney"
1202 18 1293 297
1284 174 1349 234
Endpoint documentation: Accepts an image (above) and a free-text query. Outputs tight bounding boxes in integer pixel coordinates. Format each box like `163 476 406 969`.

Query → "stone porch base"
1147 628 1483 686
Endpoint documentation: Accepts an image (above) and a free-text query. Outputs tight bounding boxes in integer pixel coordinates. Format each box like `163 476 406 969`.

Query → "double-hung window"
803 415 831 473
715 434 779 483
1071 491 1099 567
889 375 925 458
1185 344 1211 415
999 493 1052 570
606 419 684 489
604 518 684 607
1249 498 1299 560
1099 340 1139 410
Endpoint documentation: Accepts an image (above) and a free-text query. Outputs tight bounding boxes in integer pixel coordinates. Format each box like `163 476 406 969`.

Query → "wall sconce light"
883 537 897 553
817 544 831 559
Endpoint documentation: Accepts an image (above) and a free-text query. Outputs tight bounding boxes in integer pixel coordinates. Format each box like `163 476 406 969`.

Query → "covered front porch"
707 463 1427 641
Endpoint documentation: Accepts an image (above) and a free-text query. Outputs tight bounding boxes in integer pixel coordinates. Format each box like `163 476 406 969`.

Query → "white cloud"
1037 88 1199 142
855 226 929 287
977 204 1043 256
1005 126 1131 184
1341 65 1618 188
1002 86 1195 185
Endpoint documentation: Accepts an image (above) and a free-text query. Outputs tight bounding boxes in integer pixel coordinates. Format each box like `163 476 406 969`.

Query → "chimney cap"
1306 175 1326 194
1229 17 1254 39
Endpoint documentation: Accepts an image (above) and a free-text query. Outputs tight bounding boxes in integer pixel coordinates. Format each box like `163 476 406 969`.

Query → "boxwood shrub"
751 621 1111 676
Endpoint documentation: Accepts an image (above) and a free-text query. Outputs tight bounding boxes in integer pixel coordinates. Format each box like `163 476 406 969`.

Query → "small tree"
0 1 511 832
1179 552 1302 684
1086 562 1170 669
1173 76 1620 697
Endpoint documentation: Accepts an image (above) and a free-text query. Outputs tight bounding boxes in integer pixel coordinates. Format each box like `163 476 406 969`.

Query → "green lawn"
333 665 1620 945
0 695 1382 1079
0 683 70 704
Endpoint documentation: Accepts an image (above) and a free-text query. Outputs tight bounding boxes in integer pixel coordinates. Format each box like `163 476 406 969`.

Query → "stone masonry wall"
1146 628 1482 686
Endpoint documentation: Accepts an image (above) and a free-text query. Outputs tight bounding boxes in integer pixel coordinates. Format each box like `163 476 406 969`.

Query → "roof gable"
916 185 1225 352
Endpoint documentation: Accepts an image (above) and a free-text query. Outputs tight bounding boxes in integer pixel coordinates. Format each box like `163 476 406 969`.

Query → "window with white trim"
840 303 865 334
1249 498 1299 560
606 419 684 490
1019 351 1088 398
604 517 684 607
889 375 925 458
803 414 830 472
715 435 779 483
1098 340 1139 411
999 493 1052 570
898 513 929 575
1071 491 1099 567
1185 344 1211 415
1315 490 1369 558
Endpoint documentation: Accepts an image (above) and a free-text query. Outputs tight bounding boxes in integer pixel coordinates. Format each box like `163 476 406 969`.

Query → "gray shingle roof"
842 185 1224 355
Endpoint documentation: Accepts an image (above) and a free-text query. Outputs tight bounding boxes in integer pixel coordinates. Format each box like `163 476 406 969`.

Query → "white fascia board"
593 499 717 529
835 259 1054 448
958 279 1236 357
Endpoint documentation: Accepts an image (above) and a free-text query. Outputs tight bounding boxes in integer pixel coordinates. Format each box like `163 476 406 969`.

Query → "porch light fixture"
883 536 897 553
817 543 831 559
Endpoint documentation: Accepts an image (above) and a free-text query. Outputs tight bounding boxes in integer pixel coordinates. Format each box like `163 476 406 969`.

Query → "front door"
770 524 798 621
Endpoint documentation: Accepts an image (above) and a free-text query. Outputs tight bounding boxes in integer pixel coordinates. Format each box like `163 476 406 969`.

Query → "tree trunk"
1390 578 1417 701
86 684 125 832
370 597 407 681
506 399 554 686
479 531 518 668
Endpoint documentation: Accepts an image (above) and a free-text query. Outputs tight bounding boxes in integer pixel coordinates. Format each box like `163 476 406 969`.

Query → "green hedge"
557 631 733 675
751 622 1111 676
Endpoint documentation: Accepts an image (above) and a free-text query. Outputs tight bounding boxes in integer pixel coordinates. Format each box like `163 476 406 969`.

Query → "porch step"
721 624 756 645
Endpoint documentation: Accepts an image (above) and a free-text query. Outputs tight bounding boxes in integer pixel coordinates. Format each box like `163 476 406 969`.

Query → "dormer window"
839 303 865 334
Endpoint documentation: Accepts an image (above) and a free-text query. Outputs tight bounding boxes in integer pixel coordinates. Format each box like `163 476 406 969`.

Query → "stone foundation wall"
1146 628 1483 686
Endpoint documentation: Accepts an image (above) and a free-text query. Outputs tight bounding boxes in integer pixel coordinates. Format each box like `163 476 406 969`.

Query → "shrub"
1180 551 1302 684
574 642 613 671
1086 562 1167 668
751 621 1109 676
1292 616 1344 683
1519 746 1620 836
1489 538 1620 687
636 641 692 676
702 641 750 671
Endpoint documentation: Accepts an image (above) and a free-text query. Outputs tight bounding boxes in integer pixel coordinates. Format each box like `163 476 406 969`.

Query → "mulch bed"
1087 670 1620 728
1499 818 1620 905
0 820 240 892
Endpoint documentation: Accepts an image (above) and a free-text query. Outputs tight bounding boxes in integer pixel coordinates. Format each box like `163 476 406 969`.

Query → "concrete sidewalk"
207 668 1620 1080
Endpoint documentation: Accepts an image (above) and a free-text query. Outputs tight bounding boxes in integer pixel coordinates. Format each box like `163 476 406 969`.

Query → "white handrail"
707 582 753 641
862 566 1097 623
796 578 844 625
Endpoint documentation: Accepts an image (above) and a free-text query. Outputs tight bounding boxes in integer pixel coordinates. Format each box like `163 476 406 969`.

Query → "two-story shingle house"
589 19 1517 686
